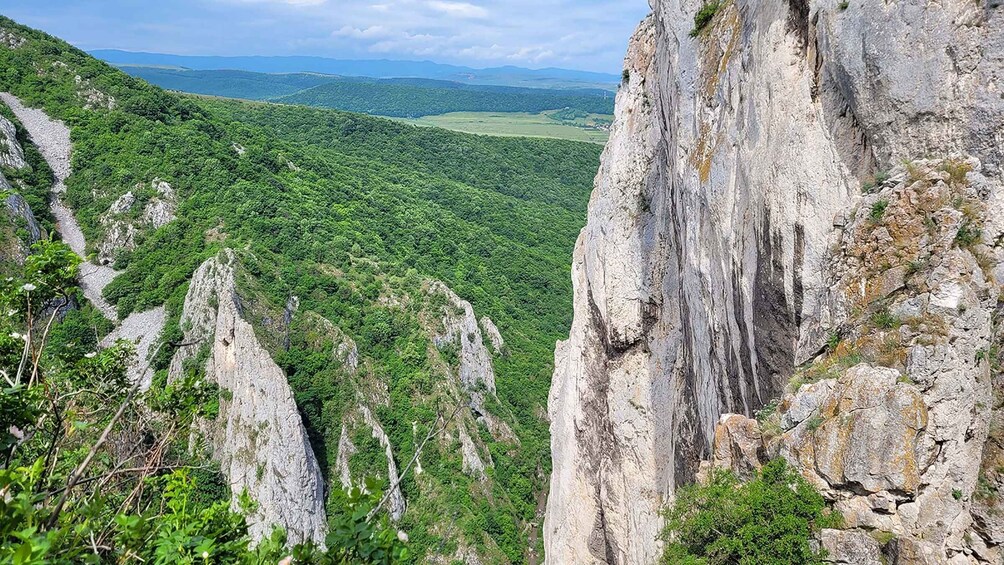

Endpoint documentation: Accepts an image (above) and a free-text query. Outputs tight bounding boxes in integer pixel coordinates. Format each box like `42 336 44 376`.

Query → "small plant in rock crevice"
871 308 901 330
869 199 889 223
825 330 841 352
690 2 722 37
956 220 982 248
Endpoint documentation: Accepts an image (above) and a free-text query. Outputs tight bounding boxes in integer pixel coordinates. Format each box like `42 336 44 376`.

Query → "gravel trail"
100 306 166 390
1 93 166 385
0 92 118 319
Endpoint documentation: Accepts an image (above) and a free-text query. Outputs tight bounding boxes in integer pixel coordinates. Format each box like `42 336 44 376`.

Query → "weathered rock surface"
479 316 504 354
699 159 1004 563
97 179 177 265
0 27 25 50
431 280 497 399
820 529 884 565
546 0 1004 561
0 115 26 170
0 190 40 259
168 251 327 545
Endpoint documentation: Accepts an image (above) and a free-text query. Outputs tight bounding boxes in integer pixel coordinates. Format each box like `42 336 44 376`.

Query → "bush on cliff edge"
661 458 836 565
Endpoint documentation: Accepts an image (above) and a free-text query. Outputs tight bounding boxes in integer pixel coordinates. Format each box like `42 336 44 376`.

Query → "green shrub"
825 330 841 352
690 2 722 37
871 308 901 330
955 220 982 247
869 199 889 222
661 459 835 565
838 0 850 9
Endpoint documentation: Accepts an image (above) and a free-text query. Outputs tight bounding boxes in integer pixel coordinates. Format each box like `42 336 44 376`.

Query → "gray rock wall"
545 0 1004 562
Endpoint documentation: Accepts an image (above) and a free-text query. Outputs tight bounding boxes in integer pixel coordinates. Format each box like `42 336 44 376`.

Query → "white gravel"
100 305 166 391
1 93 166 384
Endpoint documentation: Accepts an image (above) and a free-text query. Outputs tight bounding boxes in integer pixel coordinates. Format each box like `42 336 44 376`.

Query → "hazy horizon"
2 0 650 74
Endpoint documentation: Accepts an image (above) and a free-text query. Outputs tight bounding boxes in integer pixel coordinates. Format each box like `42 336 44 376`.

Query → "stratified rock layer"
545 0 1004 562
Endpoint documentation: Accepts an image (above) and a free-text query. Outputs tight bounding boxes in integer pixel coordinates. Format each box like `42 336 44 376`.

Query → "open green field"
396 111 612 144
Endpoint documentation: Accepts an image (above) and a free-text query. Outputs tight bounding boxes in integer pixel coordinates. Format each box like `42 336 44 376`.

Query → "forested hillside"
93 49 621 89
116 65 616 118
0 14 599 563
273 80 614 117
117 67 336 100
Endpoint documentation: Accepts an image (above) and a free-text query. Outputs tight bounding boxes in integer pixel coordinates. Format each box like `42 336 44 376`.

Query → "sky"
2 0 651 74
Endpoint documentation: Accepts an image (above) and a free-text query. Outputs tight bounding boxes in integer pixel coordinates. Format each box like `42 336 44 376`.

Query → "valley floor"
394 111 611 144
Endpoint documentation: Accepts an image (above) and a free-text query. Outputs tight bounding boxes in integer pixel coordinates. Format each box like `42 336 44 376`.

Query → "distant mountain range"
90 49 621 90
113 66 616 118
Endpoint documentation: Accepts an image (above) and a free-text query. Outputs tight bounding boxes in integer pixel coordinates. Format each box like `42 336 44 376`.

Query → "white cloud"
426 1 488 19
41 0 650 73
332 25 391 39
228 0 328 6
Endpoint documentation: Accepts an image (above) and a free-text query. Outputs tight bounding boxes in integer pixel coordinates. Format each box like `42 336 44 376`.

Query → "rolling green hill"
117 66 337 100
93 49 621 90
113 65 616 118
273 79 614 117
0 14 600 563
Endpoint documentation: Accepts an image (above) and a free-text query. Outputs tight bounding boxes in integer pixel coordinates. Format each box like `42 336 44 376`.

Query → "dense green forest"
118 67 337 100
0 14 600 563
118 65 616 118
274 80 614 117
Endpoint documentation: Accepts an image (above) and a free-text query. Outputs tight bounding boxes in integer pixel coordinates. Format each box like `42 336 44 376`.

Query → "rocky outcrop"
358 405 407 520
668 159 1004 563
0 27 25 50
97 179 177 265
431 281 497 399
0 115 26 170
430 281 515 441
168 251 327 545
0 192 42 264
479 316 504 355
545 0 1004 562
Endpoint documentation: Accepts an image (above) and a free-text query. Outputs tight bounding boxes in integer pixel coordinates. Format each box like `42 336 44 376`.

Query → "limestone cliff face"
545 0 1004 562
703 158 1004 563
168 251 327 545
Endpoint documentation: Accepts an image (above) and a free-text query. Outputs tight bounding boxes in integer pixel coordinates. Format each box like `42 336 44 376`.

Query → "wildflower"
202 551 209 559
397 530 409 543
84 352 97 358
21 283 36 292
